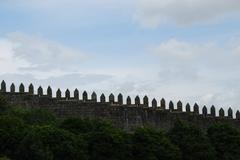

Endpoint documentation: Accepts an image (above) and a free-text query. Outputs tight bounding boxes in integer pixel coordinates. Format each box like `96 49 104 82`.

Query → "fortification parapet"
237 111 240 120
186 103 191 112
74 89 79 100
100 94 106 103
161 98 166 109
10 83 15 93
194 103 199 114
211 105 216 117
82 91 88 101
228 108 233 118
152 98 157 108
1 80 6 92
0 80 240 131
47 86 52 97
177 101 182 112
65 89 70 100
143 96 149 107
219 108 225 118
202 106 207 117
29 84 34 94
169 101 174 112
135 96 140 106
127 96 131 105
38 86 43 96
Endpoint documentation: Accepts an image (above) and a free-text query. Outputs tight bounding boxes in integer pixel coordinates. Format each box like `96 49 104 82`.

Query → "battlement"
1 80 240 131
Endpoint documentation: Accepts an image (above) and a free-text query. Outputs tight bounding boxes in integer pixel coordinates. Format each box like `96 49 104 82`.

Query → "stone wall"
1 80 240 131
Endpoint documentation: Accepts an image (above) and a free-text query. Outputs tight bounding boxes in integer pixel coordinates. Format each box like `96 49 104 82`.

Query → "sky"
1 0 240 113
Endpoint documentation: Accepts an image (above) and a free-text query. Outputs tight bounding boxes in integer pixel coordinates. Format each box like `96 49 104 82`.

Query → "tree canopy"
0 95 240 160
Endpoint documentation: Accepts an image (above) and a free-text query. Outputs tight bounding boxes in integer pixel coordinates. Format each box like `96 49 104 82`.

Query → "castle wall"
1 80 240 131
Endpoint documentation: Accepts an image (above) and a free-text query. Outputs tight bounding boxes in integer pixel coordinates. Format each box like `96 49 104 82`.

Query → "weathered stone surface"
161 98 166 109
65 89 70 99
100 94 106 103
10 83 15 93
83 91 88 101
127 96 131 105
152 98 157 108
143 96 149 107
169 101 174 112
219 108 225 118
177 101 182 112
0 82 240 132
109 93 114 103
29 84 34 94
202 106 207 117
19 83 25 93
1 80 6 92
38 86 43 96
56 89 61 99
118 94 123 105
47 86 52 97
237 111 240 120
91 92 97 102
228 108 233 118
186 103 191 113
135 96 140 106
74 89 79 100
193 103 199 114
211 105 216 117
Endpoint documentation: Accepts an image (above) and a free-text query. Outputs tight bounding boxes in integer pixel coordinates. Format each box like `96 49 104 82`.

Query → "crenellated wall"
1 80 240 131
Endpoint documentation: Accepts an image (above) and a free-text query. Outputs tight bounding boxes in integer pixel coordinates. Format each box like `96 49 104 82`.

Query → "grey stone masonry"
0 80 240 131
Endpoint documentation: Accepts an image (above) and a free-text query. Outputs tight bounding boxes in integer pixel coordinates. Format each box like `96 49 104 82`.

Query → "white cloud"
3 0 240 28
2 0 131 12
135 0 240 28
149 38 240 109
0 32 155 100
151 39 206 60
150 38 240 67
1 32 240 110
0 37 31 74
1 30 240 112
0 32 87 74
1 0 134 30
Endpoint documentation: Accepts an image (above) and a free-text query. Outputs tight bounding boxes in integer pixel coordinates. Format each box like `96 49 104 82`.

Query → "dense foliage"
0 95 240 160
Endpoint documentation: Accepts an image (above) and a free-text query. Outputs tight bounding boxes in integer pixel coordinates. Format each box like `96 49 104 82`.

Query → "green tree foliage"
5 107 56 126
0 116 25 159
0 157 11 160
22 108 56 125
87 130 129 160
131 127 181 160
60 118 130 160
1 97 240 160
169 120 216 160
208 124 240 160
17 125 87 160
60 118 114 134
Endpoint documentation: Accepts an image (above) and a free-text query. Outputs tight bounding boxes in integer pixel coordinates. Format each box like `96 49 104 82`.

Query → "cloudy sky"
1 0 240 112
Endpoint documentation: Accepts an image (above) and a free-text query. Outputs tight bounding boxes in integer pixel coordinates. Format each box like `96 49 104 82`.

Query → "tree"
5 107 56 126
60 118 115 134
22 108 56 126
169 120 216 160
60 118 130 160
0 157 11 160
87 128 130 160
207 124 240 160
17 125 87 160
131 127 181 160
0 116 25 159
